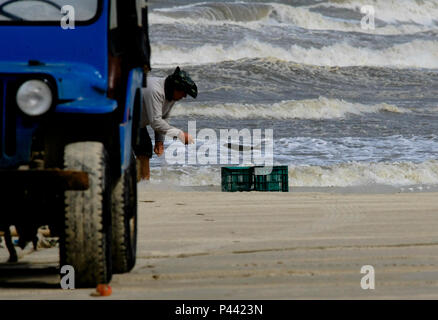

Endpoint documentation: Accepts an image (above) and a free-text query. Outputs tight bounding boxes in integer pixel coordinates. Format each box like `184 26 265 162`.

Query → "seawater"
146 0 438 188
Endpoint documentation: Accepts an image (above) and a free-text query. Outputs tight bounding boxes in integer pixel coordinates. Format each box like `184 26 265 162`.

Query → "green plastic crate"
221 166 289 192
253 166 289 192
221 167 253 192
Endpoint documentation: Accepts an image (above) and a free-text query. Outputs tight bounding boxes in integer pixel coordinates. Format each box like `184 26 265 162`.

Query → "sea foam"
171 97 409 120
150 1 436 34
152 39 438 69
147 160 438 187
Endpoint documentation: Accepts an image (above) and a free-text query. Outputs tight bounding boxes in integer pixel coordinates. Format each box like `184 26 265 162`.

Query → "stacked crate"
221 166 289 192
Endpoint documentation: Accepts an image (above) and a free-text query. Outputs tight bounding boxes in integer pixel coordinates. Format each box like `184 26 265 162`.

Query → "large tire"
112 153 137 273
61 142 112 287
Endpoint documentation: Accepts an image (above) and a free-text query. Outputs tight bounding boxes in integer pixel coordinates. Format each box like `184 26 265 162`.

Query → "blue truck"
0 0 150 287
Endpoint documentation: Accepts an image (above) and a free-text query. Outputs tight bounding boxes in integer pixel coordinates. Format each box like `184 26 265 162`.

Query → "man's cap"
171 66 198 98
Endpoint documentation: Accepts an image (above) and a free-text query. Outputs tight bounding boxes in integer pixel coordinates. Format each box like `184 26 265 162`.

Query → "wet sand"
1 190 438 299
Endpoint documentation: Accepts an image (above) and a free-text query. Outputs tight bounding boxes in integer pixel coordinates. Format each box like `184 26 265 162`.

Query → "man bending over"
135 66 197 180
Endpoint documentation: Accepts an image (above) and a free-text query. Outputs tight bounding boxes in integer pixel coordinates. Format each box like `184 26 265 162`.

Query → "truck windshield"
0 0 99 22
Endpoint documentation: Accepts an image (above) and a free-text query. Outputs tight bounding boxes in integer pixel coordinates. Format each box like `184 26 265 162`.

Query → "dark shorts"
133 127 153 158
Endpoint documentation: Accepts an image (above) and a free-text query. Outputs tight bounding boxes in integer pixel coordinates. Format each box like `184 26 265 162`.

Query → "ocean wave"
275 135 438 165
268 2 432 34
316 0 438 25
146 160 438 187
426 106 438 113
151 39 438 68
289 160 438 187
171 97 408 120
149 1 433 34
151 2 272 23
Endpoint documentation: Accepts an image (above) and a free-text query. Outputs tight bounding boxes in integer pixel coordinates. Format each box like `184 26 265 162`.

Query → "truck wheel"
61 142 112 287
112 153 137 273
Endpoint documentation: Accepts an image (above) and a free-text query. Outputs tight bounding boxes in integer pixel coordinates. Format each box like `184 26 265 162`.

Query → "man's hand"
179 132 194 145
154 141 164 156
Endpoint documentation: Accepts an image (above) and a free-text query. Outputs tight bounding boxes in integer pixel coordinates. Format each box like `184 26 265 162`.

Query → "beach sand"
1 190 438 299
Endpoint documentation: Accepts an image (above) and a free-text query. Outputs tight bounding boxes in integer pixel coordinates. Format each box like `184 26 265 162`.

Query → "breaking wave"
268 2 434 34
289 160 438 187
316 0 438 25
149 1 435 34
150 2 272 23
171 97 408 120
151 39 438 68
146 160 438 187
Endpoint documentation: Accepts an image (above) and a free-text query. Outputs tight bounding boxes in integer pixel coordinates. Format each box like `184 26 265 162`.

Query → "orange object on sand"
96 284 112 296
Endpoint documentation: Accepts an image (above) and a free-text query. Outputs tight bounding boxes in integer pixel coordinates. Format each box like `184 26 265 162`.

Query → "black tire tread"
112 154 137 273
63 142 112 287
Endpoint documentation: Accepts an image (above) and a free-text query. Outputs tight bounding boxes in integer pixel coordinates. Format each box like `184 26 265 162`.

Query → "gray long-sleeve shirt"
140 77 183 142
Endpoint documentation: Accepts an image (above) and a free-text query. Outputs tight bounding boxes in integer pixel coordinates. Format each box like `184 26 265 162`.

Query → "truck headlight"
16 80 53 116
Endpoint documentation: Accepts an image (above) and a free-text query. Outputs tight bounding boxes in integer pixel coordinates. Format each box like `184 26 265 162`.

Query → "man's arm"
154 131 166 143
151 117 183 142
143 89 183 141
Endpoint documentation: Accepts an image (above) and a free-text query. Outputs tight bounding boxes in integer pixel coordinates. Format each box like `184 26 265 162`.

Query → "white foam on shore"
146 160 438 188
171 98 408 120
289 160 438 187
152 39 438 69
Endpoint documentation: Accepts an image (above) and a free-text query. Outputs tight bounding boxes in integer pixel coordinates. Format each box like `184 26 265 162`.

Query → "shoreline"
139 182 438 194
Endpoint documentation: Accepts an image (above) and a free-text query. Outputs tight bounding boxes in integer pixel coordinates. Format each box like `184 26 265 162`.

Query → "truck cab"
0 0 150 287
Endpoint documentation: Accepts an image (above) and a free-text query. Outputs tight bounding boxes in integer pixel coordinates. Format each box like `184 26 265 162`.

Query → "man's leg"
134 127 153 181
137 155 150 181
